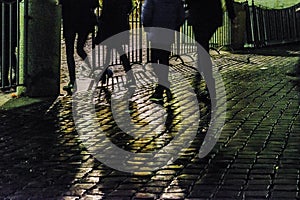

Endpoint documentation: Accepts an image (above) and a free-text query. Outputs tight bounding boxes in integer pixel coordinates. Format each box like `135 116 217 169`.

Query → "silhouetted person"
142 0 185 102
186 0 236 53
0 0 18 92
186 0 236 100
59 0 99 92
94 0 136 86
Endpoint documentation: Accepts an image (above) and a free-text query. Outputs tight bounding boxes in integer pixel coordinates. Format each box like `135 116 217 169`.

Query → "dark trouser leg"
117 46 131 72
76 30 89 60
116 45 136 86
192 25 217 53
150 45 171 101
77 29 91 68
64 29 76 84
151 45 171 88
192 25 218 99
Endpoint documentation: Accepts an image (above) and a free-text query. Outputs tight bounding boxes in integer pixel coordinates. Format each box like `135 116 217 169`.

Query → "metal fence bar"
2 1 297 93
90 1 300 68
91 1 236 67
0 0 19 91
246 2 300 47
1 3 5 89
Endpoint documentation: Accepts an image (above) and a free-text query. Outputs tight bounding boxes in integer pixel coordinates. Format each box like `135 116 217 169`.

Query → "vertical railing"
91 1 300 67
91 1 237 67
0 0 19 91
92 1 146 68
210 11 232 50
245 2 300 47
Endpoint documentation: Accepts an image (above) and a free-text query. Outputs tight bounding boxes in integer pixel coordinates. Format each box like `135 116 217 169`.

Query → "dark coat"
98 0 133 43
186 0 236 28
141 0 185 45
142 0 185 30
59 0 99 33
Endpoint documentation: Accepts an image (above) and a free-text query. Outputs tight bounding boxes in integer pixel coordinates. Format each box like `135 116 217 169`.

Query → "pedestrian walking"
94 0 136 87
141 0 185 102
186 0 237 100
186 0 236 53
59 0 99 94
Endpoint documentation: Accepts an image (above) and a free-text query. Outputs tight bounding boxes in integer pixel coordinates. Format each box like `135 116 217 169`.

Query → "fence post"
22 0 61 97
17 0 25 95
231 2 247 50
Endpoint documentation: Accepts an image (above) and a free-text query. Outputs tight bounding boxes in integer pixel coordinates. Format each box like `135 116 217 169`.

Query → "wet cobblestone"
1 44 300 199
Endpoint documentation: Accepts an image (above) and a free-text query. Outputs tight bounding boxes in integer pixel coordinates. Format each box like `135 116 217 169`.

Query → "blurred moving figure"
59 0 99 93
142 0 185 102
186 0 236 100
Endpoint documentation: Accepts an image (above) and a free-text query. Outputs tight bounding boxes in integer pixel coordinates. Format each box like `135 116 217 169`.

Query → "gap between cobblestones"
0 42 299 199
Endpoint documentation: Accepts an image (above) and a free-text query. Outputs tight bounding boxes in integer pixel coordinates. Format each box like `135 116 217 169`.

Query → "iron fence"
0 0 19 92
91 1 238 68
1 0 300 91
245 2 300 47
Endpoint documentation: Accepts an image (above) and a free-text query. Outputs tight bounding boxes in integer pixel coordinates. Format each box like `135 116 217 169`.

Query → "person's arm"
141 0 153 28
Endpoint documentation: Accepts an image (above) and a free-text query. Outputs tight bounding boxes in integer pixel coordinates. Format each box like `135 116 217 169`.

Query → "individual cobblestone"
1 43 300 199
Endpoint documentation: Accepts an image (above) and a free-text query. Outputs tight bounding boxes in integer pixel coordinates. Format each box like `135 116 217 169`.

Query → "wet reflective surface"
1 44 300 199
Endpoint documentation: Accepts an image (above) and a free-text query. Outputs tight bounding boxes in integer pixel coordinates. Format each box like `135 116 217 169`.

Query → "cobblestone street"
1 43 300 199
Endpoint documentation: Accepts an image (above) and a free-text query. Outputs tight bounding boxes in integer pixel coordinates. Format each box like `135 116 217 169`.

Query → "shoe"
100 68 113 85
63 82 75 95
149 85 164 103
165 87 173 102
126 70 136 88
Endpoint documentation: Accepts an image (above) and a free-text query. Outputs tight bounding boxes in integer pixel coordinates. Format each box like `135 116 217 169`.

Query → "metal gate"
0 0 19 92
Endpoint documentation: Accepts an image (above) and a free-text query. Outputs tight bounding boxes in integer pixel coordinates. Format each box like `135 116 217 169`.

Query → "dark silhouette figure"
59 0 99 93
186 0 236 100
141 0 185 102
94 0 136 87
0 0 18 91
186 0 236 52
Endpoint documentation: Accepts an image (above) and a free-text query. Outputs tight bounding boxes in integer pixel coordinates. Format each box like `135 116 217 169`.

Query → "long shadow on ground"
0 97 85 199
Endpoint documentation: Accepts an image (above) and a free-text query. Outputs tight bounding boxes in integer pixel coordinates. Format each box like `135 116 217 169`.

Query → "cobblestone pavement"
1 43 300 199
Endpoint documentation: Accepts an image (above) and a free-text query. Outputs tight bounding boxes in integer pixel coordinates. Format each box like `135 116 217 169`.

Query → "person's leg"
99 46 112 85
150 46 159 81
158 47 173 101
150 47 163 100
76 29 91 67
150 44 171 101
156 48 171 88
150 45 170 86
64 28 76 85
192 25 218 100
116 46 131 72
192 25 216 53
115 45 136 86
